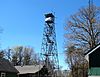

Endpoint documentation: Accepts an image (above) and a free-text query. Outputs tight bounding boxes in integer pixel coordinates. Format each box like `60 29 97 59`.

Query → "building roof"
85 44 100 61
15 65 43 74
0 58 19 73
85 43 100 55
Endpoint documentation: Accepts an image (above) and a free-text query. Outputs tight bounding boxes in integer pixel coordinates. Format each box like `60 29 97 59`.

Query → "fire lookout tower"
41 13 59 77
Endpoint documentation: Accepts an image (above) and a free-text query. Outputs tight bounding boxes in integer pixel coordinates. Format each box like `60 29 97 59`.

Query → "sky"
0 0 99 70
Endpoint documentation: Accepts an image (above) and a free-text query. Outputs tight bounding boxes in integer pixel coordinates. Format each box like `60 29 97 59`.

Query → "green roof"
89 68 100 76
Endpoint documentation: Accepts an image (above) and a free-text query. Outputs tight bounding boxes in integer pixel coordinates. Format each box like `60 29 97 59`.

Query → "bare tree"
64 4 100 77
11 46 23 65
23 46 33 65
11 50 19 65
11 46 39 66
0 51 4 58
65 5 100 51
65 45 75 77
65 44 88 77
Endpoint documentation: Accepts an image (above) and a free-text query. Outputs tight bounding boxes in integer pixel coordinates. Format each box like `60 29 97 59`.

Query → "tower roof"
45 13 54 18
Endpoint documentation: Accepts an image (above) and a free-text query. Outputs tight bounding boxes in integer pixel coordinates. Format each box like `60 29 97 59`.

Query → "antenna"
89 0 94 12
88 0 94 23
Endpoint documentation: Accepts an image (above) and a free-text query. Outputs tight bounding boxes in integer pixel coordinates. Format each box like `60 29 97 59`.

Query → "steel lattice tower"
41 13 59 77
